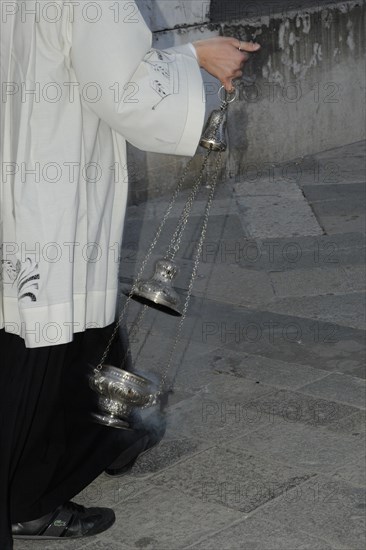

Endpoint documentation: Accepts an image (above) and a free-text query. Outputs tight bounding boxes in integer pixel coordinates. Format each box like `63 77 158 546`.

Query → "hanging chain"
96 154 201 370
119 304 148 369
118 150 216 379
159 150 223 393
157 91 233 390
165 149 211 260
114 151 213 370
96 86 235 384
165 91 234 262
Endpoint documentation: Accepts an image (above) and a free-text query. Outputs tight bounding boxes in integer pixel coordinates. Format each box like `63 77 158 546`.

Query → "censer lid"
123 257 183 316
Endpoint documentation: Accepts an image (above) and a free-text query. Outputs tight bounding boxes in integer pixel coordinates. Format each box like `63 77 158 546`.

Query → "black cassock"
0 323 147 549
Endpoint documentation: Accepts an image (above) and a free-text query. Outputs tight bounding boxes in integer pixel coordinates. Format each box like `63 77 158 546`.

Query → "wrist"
187 42 199 61
192 40 204 67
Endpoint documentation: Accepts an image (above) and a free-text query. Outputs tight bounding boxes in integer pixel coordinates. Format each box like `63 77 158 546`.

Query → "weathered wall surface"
128 0 365 201
223 1 365 180
137 0 209 30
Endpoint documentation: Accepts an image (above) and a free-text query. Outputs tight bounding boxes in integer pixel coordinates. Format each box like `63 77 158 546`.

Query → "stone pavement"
15 141 366 550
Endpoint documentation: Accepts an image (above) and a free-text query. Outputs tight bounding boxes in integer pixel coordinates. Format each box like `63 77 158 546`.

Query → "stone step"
233 178 323 238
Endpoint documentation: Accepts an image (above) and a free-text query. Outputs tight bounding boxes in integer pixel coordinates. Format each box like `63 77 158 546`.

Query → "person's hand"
192 37 261 92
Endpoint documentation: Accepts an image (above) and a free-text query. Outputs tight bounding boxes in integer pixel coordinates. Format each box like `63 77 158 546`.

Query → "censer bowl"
89 365 159 430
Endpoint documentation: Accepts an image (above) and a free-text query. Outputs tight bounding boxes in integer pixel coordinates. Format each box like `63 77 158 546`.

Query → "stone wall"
128 0 365 202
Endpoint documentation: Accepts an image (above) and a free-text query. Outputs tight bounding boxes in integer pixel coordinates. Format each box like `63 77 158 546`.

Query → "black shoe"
12 501 115 539
105 412 166 477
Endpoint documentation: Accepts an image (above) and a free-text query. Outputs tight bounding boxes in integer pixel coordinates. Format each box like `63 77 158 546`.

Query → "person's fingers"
222 77 234 92
222 77 242 92
192 37 260 88
222 67 244 90
242 51 251 62
236 40 261 52
235 44 254 65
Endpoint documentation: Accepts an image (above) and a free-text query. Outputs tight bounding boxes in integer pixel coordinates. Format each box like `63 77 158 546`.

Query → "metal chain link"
165 98 230 261
97 87 232 388
119 304 148 369
159 150 223 393
165 149 211 260
115 151 214 369
96 154 201 370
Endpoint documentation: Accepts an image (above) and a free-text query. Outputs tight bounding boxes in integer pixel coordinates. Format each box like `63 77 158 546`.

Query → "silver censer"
89 86 237 429
89 365 159 430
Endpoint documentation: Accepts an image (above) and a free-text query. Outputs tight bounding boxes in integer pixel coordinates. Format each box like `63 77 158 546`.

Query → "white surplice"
0 1 205 348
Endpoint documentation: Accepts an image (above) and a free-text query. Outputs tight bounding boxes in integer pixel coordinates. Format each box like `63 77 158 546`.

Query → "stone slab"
205 297 363 361
312 140 366 162
141 295 366 377
121 225 366 272
235 232 366 272
129 438 202 478
307 196 366 217
269 266 352 297
329 454 366 488
343 264 366 292
260 291 366 329
294 141 366 187
240 238 366 272
14 537 88 550
277 170 366 191
303 182 366 203
190 263 275 306
75 475 151 509
150 445 315 513
78 542 130 550
252 475 366 550
311 211 366 235
165 376 275 443
168 370 358 443
233 172 323 241
109 486 243 549
166 340 227 393
204 348 331 391
324 409 366 437
234 179 304 198
122 213 247 259
235 195 323 239
298 373 366 409
296 166 366 188
250 231 366 252
229 422 365 473
236 387 360 430
189 516 334 550
349 365 366 379
125 185 238 221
